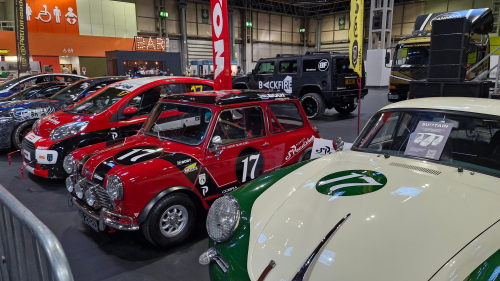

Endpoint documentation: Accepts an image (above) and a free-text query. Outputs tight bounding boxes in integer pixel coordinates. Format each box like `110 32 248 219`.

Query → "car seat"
246 109 263 138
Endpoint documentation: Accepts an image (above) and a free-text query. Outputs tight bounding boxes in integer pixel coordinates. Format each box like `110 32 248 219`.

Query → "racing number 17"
241 154 260 183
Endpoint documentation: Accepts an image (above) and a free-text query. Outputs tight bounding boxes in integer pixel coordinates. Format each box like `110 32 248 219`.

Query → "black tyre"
298 148 312 162
12 121 35 150
141 193 196 247
333 103 357 115
300 93 325 120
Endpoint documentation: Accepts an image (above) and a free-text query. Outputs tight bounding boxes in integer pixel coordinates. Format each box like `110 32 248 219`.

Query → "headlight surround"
63 154 77 175
207 195 240 243
106 175 123 200
49 121 89 141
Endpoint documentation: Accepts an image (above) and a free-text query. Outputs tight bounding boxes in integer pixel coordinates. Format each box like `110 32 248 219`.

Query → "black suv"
233 51 368 119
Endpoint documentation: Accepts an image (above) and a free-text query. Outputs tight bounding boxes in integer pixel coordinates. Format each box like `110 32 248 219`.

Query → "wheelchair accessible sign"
404 121 453 160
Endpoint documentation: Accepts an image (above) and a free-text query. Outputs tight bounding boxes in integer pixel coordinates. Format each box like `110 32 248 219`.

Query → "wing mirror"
122 106 138 118
209 135 223 160
333 137 344 152
251 69 257 75
385 49 391 67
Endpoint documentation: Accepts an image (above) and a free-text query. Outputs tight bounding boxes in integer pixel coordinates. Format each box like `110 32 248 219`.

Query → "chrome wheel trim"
159 205 188 238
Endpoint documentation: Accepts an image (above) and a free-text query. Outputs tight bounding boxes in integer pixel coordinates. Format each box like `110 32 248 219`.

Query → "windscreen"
393 44 430 67
353 110 500 176
2 86 42 101
0 77 21 91
64 87 129 115
144 103 213 145
51 80 91 101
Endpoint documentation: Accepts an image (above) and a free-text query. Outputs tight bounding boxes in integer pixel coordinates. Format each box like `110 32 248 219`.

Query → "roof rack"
276 54 301 57
304 51 340 55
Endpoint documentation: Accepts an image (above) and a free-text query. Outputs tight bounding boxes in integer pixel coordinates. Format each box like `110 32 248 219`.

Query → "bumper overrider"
67 175 139 231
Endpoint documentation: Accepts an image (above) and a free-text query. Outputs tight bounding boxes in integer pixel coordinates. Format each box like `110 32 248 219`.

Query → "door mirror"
122 106 138 118
333 137 344 152
209 135 223 159
252 69 257 75
385 49 391 67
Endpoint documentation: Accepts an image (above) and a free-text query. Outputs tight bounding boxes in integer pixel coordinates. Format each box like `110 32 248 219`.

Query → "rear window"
279 61 298 73
267 102 304 134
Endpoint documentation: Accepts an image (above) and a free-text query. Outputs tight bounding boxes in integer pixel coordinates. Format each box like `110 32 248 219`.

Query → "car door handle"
261 142 269 147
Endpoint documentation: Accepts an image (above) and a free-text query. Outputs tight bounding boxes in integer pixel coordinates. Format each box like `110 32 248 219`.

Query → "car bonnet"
247 150 500 281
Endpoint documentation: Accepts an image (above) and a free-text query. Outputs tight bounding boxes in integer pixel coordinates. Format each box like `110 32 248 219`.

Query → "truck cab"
233 51 368 119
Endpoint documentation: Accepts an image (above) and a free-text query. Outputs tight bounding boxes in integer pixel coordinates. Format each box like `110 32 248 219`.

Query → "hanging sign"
210 0 232 90
202 9 209 24
15 0 31 73
349 0 363 77
134 36 169 51
339 16 345 30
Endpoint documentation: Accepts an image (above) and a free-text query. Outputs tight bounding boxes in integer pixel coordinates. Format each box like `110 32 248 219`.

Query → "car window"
41 86 65 98
303 59 331 72
65 87 130 115
55 76 79 82
184 83 214 93
130 86 162 116
267 102 304 134
50 80 91 101
158 83 184 97
20 78 38 90
279 60 298 73
257 62 274 74
85 81 115 96
213 106 266 145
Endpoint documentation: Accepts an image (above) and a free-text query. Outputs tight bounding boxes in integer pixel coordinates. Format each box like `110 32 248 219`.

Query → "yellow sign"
0 50 9 54
190 85 203 92
349 0 364 77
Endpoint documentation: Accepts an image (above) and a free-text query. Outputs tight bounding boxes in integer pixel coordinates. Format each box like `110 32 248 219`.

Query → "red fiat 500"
21 77 213 178
64 90 320 246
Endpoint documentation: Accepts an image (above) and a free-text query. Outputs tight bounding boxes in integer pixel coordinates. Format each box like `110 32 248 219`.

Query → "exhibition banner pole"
348 0 364 134
210 0 232 90
14 0 31 101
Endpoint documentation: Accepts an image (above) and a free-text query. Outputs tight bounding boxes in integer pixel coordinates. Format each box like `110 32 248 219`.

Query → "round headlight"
106 175 123 200
65 177 74 192
85 189 95 206
207 195 240 243
63 154 77 174
75 182 83 199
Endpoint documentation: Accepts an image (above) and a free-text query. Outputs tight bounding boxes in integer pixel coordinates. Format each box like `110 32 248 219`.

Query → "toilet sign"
81 67 86 75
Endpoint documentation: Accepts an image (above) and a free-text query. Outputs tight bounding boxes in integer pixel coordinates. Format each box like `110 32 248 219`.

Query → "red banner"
210 0 232 90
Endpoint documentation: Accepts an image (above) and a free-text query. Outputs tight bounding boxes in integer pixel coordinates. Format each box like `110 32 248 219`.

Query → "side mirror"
333 137 344 152
209 135 223 159
385 49 391 67
122 106 138 118
252 69 257 75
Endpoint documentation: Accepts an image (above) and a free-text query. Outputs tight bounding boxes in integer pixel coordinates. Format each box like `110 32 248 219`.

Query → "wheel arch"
12 119 36 148
299 85 322 98
137 186 204 224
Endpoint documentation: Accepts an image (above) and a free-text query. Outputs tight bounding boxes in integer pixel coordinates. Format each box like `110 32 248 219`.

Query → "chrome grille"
77 176 115 210
389 162 441 175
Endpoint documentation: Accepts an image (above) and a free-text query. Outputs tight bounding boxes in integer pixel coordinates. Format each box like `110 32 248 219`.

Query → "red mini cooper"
64 90 320 246
21 77 213 178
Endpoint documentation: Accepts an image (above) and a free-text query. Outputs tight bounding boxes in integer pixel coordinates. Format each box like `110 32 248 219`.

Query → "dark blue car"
0 82 69 106
0 73 86 98
0 76 127 150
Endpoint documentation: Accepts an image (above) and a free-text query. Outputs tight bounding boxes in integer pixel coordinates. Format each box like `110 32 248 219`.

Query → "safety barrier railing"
467 45 500 97
0 21 14 31
0 184 73 281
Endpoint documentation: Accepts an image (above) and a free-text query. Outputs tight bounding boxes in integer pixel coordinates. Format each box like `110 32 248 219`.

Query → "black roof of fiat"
162 90 295 105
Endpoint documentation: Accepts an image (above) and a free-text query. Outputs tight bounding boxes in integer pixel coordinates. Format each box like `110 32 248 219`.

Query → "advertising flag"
210 0 232 90
14 0 31 73
348 0 363 77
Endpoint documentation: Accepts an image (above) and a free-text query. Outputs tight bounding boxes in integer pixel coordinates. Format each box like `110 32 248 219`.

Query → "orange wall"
0 31 135 57
32 56 61 73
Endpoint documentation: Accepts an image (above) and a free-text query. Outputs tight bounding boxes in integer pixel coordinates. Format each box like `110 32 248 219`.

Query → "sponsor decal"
222 141 249 149
93 174 103 181
429 12 462 26
110 132 118 140
114 146 164 166
198 173 207 185
25 132 42 143
12 107 55 122
316 170 387 196
318 59 329 71
201 186 209 196
38 155 45 160
258 76 292 94
47 154 53 162
37 146 50 150
222 185 238 194
134 213 139 217
183 163 198 174
257 93 287 99
235 147 264 184
46 116 60 125
177 159 191 166
285 136 315 161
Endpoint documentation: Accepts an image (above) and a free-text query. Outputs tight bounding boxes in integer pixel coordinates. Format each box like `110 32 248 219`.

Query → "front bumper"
72 197 139 231
21 137 68 178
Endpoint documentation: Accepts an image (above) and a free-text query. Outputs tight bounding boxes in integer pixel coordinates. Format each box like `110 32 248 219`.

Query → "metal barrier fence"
0 184 73 281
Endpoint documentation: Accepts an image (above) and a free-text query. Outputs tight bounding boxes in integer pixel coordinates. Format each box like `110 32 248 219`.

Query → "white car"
200 97 500 281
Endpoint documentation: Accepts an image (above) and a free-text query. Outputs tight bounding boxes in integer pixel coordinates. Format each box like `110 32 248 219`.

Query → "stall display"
63 90 319 246
20 77 213 179
201 97 500 281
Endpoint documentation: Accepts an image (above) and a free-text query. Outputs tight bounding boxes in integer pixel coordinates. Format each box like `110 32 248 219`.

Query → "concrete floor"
0 87 390 281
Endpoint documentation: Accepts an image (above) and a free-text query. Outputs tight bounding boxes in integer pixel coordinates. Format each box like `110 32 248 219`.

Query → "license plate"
345 79 355 85
389 94 399 100
78 209 100 232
